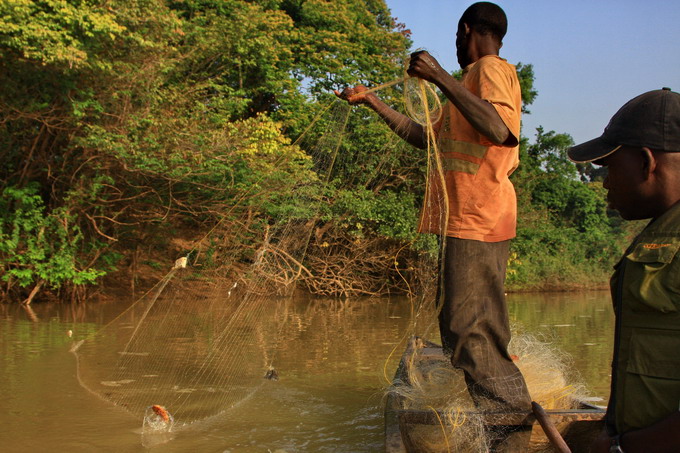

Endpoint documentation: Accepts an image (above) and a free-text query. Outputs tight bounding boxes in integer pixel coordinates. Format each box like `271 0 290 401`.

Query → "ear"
641 147 657 180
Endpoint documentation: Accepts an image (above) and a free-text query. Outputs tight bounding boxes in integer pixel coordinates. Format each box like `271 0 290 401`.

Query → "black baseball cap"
568 88 680 163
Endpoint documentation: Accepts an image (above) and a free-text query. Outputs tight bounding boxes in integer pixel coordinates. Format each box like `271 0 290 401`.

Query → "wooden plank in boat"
398 407 604 426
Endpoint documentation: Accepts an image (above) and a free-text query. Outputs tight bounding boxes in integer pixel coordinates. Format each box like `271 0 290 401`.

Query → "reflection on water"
507 291 613 399
0 291 613 452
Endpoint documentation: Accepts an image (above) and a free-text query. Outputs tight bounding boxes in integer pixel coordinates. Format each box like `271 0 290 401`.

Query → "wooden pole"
532 401 572 453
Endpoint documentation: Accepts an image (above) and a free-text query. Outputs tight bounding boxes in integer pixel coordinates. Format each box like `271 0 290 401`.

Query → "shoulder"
646 202 680 235
471 56 518 80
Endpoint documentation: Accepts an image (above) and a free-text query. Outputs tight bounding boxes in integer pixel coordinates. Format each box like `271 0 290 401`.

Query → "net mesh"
70 91 375 431
72 269 282 422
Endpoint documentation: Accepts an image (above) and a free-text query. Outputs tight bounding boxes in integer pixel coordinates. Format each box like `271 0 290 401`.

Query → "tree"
509 127 623 289
0 0 415 301
0 0 632 300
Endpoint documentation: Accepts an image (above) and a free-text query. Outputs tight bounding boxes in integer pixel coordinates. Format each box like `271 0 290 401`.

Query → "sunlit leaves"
0 0 125 68
283 0 410 93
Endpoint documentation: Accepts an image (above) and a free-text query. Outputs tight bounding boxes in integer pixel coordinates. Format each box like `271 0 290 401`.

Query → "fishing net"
390 334 588 453
69 55 594 451
69 63 450 441
72 265 279 422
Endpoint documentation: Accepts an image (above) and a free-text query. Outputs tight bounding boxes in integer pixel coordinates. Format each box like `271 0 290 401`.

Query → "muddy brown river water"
0 291 612 452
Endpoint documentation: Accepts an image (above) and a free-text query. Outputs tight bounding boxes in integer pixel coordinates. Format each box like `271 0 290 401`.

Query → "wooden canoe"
385 337 605 452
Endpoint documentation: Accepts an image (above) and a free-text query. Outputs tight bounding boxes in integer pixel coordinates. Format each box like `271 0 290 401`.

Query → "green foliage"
168 0 299 118
0 0 631 299
330 187 419 241
0 0 125 68
516 63 537 114
281 0 410 93
508 127 624 289
0 0 413 300
0 184 106 290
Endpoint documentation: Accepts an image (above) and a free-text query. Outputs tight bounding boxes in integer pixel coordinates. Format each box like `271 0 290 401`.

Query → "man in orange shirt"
336 2 530 411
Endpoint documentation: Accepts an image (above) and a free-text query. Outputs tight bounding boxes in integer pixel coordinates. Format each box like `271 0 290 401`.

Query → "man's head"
568 88 680 220
456 2 507 68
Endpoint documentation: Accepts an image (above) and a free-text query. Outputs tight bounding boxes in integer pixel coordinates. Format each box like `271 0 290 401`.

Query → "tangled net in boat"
390 334 588 453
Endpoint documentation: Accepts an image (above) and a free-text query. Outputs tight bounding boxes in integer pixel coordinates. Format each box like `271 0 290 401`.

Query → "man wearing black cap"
568 88 680 453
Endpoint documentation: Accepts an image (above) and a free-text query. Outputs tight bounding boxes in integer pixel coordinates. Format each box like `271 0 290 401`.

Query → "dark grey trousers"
438 237 531 411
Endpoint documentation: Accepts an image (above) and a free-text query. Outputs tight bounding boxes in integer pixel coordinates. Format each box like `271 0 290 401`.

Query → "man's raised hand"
333 85 374 105
407 51 445 84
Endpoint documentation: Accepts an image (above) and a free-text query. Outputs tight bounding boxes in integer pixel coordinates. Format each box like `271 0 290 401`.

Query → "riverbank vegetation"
0 0 635 303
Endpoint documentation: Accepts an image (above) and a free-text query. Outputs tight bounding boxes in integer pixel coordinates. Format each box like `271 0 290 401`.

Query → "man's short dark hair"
459 2 508 42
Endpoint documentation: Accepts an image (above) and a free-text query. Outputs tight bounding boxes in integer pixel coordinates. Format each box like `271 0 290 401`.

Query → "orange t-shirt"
418 55 521 242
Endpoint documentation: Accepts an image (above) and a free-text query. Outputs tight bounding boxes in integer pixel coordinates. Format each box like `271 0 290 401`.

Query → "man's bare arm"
407 51 516 147
334 86 427 149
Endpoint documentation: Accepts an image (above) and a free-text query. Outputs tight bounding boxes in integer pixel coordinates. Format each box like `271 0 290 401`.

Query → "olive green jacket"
610 201 680 434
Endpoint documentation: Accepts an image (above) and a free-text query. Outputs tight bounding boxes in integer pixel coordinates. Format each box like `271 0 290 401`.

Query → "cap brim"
567 137 620 163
